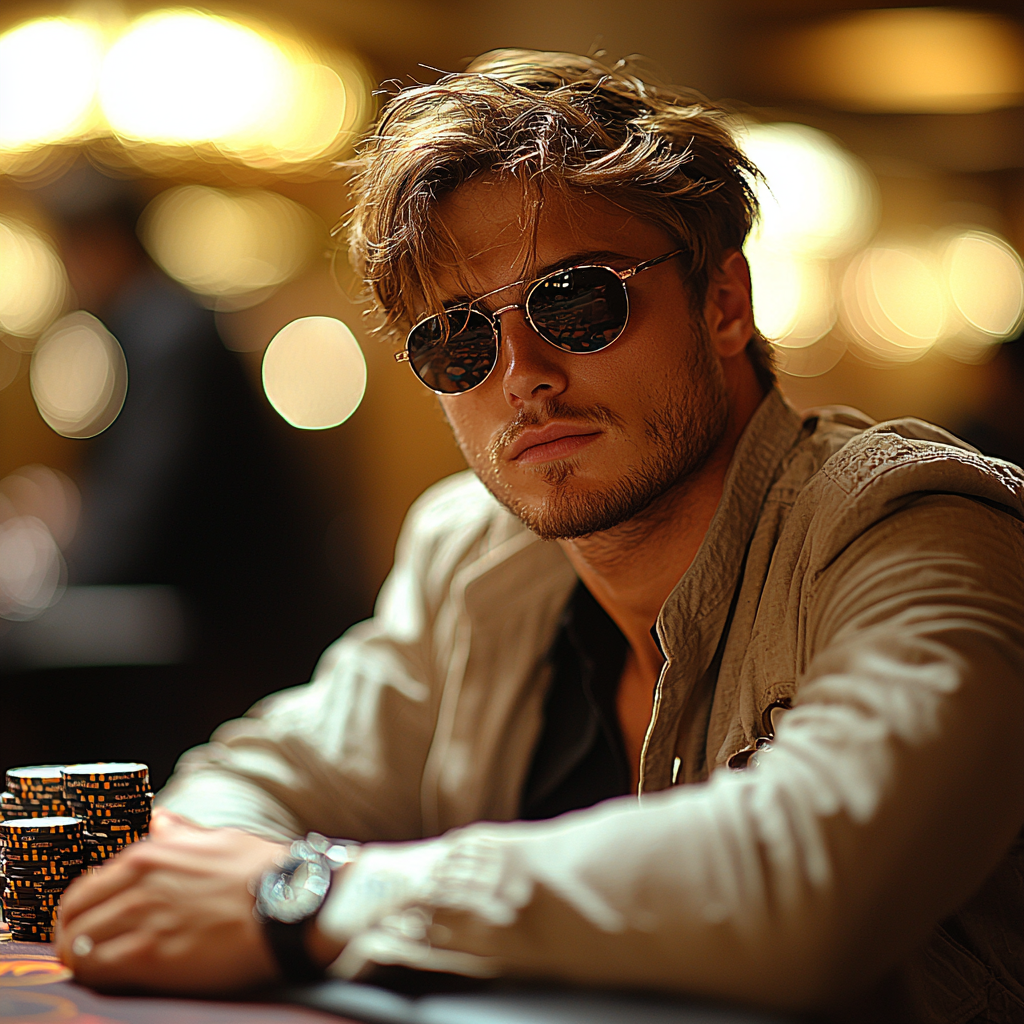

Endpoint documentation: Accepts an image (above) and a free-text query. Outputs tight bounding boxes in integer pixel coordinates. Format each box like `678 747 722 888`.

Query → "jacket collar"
642 389 803 790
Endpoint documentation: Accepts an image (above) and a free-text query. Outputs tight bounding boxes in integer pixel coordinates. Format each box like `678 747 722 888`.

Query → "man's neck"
558 386 764 677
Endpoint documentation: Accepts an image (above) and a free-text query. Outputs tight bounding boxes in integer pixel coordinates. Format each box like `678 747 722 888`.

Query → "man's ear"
704 249 755 359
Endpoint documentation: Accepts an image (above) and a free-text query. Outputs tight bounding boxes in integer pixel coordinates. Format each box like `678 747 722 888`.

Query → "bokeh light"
0 218 68 340
742 122 876 260
944 231 1024 339
262 317 366 430
217 45 371 167
99 11 290 145
138 186 322 306
0 8 371 174
741 122 874 366
30 311 128 438
842 244 948 363
0 515 64 621
0 463 79 621
746 246 836 348
0 465 80 549
782 8 1024 115
0 18 104 151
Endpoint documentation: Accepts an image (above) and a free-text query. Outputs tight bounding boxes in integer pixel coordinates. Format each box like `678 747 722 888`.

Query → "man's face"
431 177 730 541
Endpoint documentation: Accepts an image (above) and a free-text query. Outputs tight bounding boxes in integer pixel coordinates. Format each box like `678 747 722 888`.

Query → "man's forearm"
313 628 1024 1010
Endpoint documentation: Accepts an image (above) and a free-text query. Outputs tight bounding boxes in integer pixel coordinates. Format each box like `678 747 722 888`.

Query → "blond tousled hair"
344 48 775 387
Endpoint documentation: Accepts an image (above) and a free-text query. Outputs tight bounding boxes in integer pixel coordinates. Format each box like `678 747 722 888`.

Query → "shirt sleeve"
155 489 459 844
316 494 1024 1011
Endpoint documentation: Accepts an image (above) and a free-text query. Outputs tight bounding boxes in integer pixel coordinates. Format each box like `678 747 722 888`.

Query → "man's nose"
496 309 569 405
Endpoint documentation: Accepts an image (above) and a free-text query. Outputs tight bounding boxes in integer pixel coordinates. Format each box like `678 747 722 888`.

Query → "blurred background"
1 0 1022 785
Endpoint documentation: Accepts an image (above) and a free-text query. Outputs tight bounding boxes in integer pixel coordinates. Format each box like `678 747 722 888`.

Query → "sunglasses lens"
527 266 628 352
406 309 497 394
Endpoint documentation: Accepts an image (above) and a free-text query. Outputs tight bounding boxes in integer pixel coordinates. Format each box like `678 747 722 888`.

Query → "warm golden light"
0 17 103 151
741 123 873 372
0 8 371 172
262 317 366 430
945 230 1024 339
777 8 1024 114
747 245 835 348
0 218 67 339
219 50 370 166
30 311 128 438
842 244 948 362
138 186 321 304
743 123 876 259
99 10 288 144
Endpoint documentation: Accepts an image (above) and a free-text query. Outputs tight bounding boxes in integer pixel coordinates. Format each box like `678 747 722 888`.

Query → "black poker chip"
2 845 82 861
5 873 77 886
70 791 150 805
3 891 61 907
2 863 83 877
6 767 64 791
0 817 82 836
2 861 83 876
2 763 150 939
61 763 149 785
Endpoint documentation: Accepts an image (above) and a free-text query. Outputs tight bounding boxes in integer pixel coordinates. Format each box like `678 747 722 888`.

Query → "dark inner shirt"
520 582 632 820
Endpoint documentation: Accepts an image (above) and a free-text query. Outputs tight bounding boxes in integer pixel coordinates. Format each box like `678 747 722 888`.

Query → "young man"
56 51 1024 1022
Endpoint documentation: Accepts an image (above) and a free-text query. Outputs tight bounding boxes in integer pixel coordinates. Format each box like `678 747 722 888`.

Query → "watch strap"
263 915 325 984
254 835 356 987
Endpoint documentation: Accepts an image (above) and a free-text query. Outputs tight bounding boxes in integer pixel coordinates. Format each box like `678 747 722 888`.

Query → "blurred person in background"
0 164 363 784
56 53 1023 1024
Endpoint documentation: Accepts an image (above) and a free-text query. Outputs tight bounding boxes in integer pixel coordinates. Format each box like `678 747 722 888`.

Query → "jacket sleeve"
316 494 1024 1010
156 477 487 843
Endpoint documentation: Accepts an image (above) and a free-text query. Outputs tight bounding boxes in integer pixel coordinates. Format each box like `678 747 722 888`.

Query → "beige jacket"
161 391 1024 1021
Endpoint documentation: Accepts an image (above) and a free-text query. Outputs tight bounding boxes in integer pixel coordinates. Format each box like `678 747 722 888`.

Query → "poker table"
0 938 793 1024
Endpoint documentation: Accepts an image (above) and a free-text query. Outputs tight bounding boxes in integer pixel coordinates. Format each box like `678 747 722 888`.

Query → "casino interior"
0 1 1022 1020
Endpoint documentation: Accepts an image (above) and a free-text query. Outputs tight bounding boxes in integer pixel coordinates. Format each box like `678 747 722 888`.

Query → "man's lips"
506 422 603 463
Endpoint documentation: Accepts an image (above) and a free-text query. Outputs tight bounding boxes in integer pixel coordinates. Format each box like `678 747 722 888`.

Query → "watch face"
261 859 331 924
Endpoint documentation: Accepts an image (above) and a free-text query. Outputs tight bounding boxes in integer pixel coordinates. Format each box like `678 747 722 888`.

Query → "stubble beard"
471 340 730 541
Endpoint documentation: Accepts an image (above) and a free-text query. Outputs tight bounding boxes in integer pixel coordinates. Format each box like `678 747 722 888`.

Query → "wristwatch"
253 832 359 983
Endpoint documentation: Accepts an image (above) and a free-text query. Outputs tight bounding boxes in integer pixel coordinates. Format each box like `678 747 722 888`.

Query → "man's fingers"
60 884 168 959
58 849 146 924
149 808 194 835
70 927 158 990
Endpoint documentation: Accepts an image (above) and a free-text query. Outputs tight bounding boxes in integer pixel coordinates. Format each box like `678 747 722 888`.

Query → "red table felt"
0 939 354 1023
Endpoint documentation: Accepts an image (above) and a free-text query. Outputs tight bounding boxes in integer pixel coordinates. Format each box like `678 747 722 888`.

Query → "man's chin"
489 477 649 542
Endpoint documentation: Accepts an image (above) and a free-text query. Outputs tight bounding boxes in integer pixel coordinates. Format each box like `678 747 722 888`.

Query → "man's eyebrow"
441 250 635 310
536 250 634 274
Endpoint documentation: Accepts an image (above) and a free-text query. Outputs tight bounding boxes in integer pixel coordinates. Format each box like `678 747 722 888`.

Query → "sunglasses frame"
396 248 686 395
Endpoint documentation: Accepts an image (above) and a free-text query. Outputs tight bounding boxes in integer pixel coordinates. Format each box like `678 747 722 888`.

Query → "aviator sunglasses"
395 248 687 394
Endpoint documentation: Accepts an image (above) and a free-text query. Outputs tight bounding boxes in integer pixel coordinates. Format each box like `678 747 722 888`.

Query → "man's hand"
55 808 285 994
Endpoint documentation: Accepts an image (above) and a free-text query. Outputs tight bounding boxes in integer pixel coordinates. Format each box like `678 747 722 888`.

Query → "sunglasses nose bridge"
489 301 522 320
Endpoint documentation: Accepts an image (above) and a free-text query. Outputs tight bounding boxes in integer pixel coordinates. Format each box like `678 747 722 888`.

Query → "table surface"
0 939 793 1024
0 938 356 1024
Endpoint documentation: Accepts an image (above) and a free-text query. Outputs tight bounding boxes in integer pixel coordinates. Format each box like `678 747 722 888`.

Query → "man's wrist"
255 834 358 982
304 909 347 971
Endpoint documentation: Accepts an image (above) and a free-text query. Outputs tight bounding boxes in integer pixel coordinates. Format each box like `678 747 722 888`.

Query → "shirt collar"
655 388 803 673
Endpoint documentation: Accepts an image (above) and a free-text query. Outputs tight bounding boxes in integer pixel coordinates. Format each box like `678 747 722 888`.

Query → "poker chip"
61 764 151 867
0 817 83 939
61 763 149 785
2 767 71 821
0 763 152 941
1 817 81 835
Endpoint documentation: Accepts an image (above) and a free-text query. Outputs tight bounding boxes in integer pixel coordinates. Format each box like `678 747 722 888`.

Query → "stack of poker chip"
0 817 83 941
60 763 152 865
0 766 70 820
